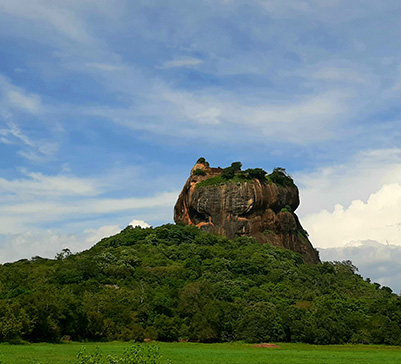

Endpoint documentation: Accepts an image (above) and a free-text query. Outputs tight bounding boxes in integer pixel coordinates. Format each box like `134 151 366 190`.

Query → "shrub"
76 344 171 364
244 168 267 182
221 167 235 180
76 346 102 364
269 167 294 187
230 161 242 171
192 169 206 176
196 157 209 167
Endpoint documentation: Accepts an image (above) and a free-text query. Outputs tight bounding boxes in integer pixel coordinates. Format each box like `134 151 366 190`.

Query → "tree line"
0 224 400 345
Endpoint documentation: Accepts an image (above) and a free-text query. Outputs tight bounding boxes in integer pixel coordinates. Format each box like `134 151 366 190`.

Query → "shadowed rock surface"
174 161 320 264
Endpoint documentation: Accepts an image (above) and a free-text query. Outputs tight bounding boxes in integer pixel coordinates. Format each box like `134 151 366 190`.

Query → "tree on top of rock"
196 157 210 167
231 161 242 171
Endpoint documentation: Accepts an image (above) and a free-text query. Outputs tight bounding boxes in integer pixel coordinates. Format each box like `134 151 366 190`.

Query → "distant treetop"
269 167 295 187
230 161 242 171
196 157 210 167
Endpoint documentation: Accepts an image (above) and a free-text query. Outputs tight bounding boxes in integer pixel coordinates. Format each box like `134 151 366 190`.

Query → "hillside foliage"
0 224 400 345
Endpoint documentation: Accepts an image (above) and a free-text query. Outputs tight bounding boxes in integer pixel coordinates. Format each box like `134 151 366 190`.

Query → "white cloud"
0 75 43 115
0 191 177 234
0 75 58 161
0 231 79 262
237 91 349 135
0 170 101 197
2 1 382 153
293 148 401 251
159 58 203 69
0 168 178 234
7 90 42 114
194 107 221 125
0 219 153 263
303 183 401 248
126 88 350 144
0 122 35 147
0 121 58 162
128 219 151 228
83 224 122 244
296 148 401 216
0 224 122 263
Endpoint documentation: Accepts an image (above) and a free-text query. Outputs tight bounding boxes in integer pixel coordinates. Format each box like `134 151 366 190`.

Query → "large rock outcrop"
174 161 320 264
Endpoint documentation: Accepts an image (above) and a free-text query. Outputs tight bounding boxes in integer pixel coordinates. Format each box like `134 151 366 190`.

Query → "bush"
244 168 267 182
76 344 171 364
230 161 242 171
192 169 206 176
221 167 235 180
196 157 209 167
269 167 294 187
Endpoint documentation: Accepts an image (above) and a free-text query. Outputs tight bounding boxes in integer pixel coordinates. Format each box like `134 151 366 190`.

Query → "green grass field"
1 342 401 364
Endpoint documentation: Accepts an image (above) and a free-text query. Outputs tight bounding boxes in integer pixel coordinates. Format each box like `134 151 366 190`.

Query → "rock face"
174 161 320 264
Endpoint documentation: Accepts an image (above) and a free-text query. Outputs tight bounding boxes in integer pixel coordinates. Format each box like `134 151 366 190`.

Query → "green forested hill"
1 224 400 345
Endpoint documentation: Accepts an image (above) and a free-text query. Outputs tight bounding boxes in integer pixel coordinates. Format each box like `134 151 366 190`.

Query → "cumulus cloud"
294 150 401 294
128 219 151 228
303 183 401 248
296 148 401 216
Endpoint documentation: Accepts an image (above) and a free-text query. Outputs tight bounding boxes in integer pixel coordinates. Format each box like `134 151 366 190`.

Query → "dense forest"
1 224 401 345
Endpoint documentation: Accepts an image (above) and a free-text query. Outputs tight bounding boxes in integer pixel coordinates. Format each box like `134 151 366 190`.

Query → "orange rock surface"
174 162 320 264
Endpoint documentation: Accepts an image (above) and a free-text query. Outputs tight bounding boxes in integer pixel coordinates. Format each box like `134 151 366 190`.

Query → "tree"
269 167 294 186
196 157 209 166
244 168 267 182
221 167 235 179
230 161 242 171
55 248 72 260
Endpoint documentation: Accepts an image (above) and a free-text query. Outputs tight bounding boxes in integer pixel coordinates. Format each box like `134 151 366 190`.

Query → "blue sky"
2 0 401 292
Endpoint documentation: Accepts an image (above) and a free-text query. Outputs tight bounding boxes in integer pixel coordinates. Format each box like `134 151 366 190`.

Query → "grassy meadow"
0 342 401 364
